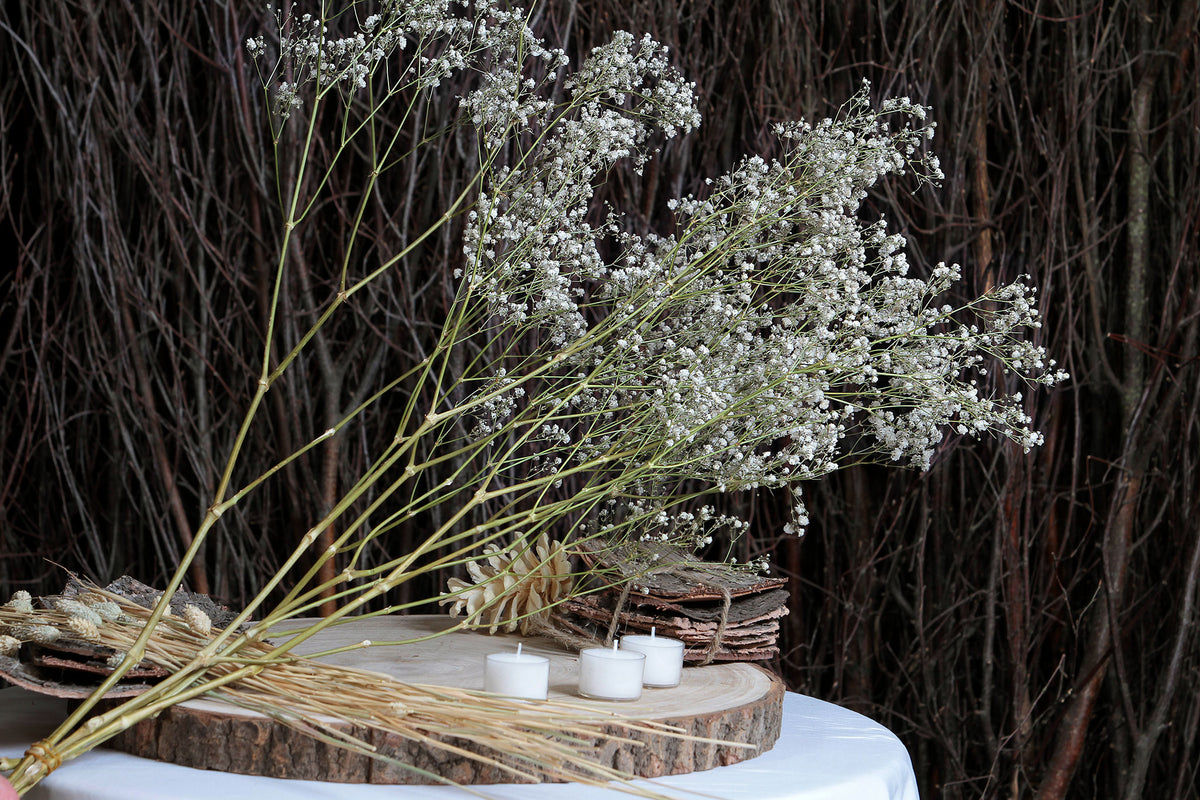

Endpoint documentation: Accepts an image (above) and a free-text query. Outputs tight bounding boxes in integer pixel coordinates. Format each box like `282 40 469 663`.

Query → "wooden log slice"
102 615 784 784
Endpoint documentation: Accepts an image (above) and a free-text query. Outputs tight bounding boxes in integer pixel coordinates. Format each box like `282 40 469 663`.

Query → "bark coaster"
555 541 790 663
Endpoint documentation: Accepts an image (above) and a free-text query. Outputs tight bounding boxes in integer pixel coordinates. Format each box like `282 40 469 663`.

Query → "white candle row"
483 629 685 701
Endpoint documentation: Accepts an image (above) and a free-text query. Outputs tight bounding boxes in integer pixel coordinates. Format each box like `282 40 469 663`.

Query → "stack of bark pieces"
552 541 789 663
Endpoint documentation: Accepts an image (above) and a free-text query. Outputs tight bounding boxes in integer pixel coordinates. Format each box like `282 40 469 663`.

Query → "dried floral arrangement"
1 0 1064 794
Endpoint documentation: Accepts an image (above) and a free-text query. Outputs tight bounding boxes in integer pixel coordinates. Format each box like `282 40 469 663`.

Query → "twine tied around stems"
25 740 63 774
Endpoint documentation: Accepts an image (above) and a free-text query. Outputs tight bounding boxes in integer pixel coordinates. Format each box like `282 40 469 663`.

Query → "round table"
0 685 917 800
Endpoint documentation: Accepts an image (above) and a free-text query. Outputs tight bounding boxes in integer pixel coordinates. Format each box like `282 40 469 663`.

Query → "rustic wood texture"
103 615 784 784
562 541 790 662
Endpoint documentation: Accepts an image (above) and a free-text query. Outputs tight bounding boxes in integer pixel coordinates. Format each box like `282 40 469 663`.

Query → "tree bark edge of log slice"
98 668 783 784
92 615 785 784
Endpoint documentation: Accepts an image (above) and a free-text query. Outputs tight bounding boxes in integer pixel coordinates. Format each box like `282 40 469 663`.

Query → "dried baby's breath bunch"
457 78 1065 542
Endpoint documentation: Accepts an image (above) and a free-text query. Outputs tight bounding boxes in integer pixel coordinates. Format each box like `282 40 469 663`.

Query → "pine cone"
440 534 572 634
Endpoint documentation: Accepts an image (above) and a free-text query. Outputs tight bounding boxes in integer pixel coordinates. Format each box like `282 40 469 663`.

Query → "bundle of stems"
2 0 1062 794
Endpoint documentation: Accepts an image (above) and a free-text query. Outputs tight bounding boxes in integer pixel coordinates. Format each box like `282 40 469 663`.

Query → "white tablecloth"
0 686 918 800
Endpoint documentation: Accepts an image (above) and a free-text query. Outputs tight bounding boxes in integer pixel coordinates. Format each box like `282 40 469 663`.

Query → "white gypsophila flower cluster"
243 4 1064 551
249 0 511 120
455 72 1065 540
467 369 526 438
634 503 740 550
459 31 700 354
461 10 568 143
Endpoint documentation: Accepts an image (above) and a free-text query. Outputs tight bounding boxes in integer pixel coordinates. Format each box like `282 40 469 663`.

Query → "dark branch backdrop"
2 1 1198 798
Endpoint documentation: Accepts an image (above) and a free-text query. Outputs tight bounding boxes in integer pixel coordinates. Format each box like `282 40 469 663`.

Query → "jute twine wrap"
702 587 733 666
25 740 63 774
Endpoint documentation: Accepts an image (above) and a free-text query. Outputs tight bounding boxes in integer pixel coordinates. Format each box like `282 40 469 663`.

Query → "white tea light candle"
620 627 684 687
484 643 549 700
578 642 646 701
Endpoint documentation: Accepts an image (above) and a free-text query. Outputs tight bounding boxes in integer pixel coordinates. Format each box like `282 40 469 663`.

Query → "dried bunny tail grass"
0 589 155 654
8 623 61 644
65 616 102 642
77 594 123 621
4 591 33 612
0 634 20 657
220 659 746 790
182 605 213 637
55 598 105 627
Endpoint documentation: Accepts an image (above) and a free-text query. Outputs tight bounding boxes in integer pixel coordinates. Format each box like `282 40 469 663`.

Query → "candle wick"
517 643 523 656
